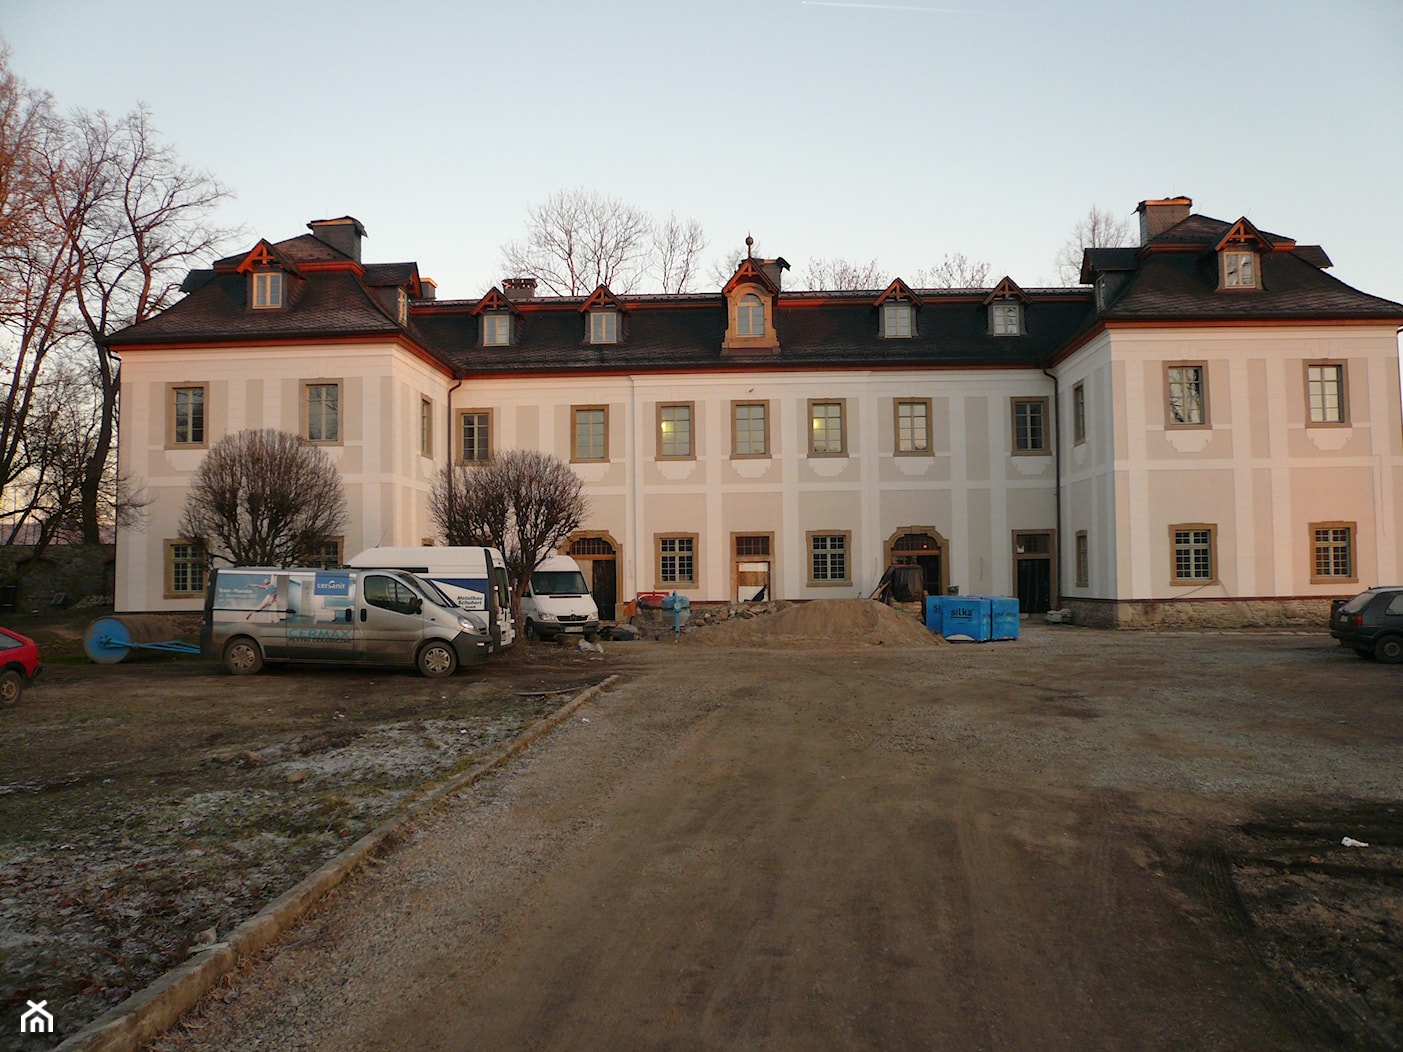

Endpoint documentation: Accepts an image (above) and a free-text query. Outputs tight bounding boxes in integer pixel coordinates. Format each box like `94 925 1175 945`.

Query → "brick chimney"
306 217 366 262
502 277 537 301
1136 197 1192 245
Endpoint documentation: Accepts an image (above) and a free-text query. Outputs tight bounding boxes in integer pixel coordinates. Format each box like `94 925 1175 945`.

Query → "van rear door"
356 573 425 666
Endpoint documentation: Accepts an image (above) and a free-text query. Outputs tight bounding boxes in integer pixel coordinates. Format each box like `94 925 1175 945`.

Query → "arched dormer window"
737 294 765 336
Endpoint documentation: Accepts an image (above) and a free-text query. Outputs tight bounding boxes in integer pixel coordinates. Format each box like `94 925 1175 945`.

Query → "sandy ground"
139 619 1403 1052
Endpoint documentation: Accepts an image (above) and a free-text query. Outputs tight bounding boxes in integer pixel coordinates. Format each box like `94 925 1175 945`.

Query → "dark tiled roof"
413 291 1095 375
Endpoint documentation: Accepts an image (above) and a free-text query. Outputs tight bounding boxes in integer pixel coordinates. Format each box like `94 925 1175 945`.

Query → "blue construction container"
940 597 992 642
988 596 1021 640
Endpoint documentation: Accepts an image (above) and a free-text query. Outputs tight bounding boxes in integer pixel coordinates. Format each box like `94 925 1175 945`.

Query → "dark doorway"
569 535 619 621
591 559 617 620
1016 558 1051 613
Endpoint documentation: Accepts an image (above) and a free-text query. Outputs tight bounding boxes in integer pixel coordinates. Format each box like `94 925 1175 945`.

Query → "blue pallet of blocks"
924 595 1020 642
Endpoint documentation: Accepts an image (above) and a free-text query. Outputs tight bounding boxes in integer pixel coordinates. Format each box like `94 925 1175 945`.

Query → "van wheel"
417 641 457 678
0 669 23 706
1375 636 1403 665
524 620 537 642
223 637 264 675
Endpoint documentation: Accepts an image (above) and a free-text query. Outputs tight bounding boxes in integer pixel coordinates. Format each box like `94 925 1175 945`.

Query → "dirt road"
154 626 1402 1051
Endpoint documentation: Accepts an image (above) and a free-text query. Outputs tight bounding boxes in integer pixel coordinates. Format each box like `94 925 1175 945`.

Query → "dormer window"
482 313 511 346
737 294 765 336
990 301 1023 335
397 288 408 325
1222 251 1257 289
252 271 283 310
882 302 913 338
589 309 618 344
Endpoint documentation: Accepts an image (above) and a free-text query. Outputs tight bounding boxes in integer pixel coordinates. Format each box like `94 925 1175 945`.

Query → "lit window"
737 294 765 336
1012 398 1047 454
658 404 693 458
991 302 1022 335
171 386 206 445
733 402 768 457
1166 365 1207 426
573 406 607 461
1172 526 1215 583
167 540 206 597
590 310 618 344
460 410 491 463
252 272 283 309
895 400 929 454
810 400 845 455
1311 523 1355 582
882 302 912 338
1222 251 1257 288
1307 364 1347 424
306 383 339 443
809 533 850 584
482 313 511 346
658 535 696 586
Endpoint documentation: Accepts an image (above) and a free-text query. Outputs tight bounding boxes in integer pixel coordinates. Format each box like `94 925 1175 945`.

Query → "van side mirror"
410 596 423 615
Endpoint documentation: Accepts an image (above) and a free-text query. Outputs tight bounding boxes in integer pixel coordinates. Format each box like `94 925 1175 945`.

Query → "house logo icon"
20 1000 53 1034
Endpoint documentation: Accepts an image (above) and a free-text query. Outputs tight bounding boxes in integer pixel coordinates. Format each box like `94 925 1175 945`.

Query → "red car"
0 627 41 705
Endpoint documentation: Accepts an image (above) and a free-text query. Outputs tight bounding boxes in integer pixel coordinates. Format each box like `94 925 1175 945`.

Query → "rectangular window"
302 537 343 569
1222 251 1256 288
1310 522 1356 583
589 310 618 344
809 399 846 456
991 302 1022 335
808 531 851 585
166 540 206 598
305 383 340 443
1011 397 1048 454
1072 382 1086 445
1075 531 1089 588
658 403 694 459
1171 525 1216 584
895 399 931 454
1166 364 1208 427
459 410 492 463
482 313 511 346
732 401 769 458
657 534 696 587
572 406 608 461
252 271 283 309
420 398 432 457
882 302 912 338
170 385 207 446
1306 363 1347 425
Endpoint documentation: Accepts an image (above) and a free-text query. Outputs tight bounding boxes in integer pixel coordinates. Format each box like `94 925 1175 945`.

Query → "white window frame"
1306 363 1348 425
165 540 207 598
252 271 283 309
657 534 697 588
589 309 618 344
459 409 492 463
1222 251 1257 289
1171 524 1217 585
732 401 769 458
572 405 608 462
895 399 930 455
808 399 846 457
304 382 340 444
882 302 913 339
1166 363 1208 427
1011 397 1049 455
991 301 1022 336
482 313 512 346
808 531 851 586
737 294 765 336
657 403 694 459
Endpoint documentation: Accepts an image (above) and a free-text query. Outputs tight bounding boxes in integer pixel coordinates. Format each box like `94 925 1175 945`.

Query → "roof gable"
723 257 780 296
1213 217 1275 253
983 276 1028 305
580 285 627 314
471 287 521 317
233 240 303 277
874 278 923 309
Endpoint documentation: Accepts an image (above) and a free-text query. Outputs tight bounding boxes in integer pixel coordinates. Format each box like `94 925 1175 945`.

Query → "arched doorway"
885 527 947 596
566 533 619 621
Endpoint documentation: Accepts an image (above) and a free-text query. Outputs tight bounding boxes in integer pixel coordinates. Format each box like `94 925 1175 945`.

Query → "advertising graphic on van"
213 571 356 626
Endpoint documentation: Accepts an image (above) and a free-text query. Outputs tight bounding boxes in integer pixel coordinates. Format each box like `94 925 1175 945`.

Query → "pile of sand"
685 598 941 649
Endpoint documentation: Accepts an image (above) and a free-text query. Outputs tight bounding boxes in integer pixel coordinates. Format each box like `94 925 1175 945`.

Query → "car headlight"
458 615 487 634
538 612 558 622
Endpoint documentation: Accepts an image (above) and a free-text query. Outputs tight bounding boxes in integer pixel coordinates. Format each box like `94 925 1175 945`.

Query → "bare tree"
1054 205 1132 284
179 429 347 567
913 253 992 289
430 449 587 614
500 188 653 295
64 104 238 543
799 257 886 291
650 212 707 294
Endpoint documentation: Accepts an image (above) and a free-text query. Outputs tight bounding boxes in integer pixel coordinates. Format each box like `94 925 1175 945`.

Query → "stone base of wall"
1061 596 1338 630
0 544 116 612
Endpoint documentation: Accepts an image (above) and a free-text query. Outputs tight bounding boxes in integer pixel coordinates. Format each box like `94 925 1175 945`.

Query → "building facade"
107 201 1403 625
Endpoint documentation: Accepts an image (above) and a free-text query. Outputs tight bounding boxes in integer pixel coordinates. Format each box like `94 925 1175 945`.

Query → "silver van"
200 567 489 677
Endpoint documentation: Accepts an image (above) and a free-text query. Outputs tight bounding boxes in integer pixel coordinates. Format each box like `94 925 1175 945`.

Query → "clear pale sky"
6 0 1402 303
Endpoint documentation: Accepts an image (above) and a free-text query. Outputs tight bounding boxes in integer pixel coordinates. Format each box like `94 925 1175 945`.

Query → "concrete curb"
54 674 618 1052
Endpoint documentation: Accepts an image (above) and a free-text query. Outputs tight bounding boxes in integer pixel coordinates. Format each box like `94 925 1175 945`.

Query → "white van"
346 546 516 650
200 567 490 677
520 554 600 641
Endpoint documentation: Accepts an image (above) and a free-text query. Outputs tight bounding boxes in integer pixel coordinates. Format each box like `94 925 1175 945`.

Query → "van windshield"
532 571 589 596
403 575 455 609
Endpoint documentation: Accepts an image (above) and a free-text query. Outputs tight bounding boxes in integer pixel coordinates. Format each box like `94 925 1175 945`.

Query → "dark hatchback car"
1331 587 1403 663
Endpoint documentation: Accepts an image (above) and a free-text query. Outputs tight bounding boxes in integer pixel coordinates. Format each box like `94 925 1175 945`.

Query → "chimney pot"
502 277 537 301
306 217 367 262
